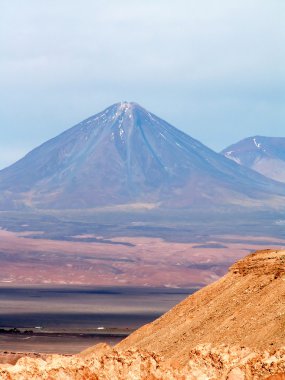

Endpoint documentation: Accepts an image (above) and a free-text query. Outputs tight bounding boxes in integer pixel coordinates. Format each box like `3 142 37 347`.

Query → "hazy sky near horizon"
0 0 284 169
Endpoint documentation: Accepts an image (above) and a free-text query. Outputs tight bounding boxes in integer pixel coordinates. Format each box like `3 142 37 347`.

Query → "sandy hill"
117 249 285 365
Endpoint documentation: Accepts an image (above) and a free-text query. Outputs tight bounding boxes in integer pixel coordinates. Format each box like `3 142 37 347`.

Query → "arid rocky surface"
118 249 285 360
0 344 284 379
0 250 284 379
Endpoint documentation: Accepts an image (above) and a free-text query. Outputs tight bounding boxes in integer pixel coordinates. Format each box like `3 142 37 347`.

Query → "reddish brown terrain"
0 228 284 287
0 250 284 379
118 249 285 361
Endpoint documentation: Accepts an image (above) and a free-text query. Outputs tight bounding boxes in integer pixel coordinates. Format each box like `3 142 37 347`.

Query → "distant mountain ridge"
0 102 285 210
221 136 285 183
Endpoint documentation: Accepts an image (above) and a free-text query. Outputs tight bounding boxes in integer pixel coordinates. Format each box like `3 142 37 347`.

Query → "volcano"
0 102 284 209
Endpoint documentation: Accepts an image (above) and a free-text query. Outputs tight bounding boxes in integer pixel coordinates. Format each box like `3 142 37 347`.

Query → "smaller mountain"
221 136 285 183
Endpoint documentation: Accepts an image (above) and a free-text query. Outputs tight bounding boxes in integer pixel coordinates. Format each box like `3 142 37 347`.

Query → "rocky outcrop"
0 344 284 379
0 352 49 366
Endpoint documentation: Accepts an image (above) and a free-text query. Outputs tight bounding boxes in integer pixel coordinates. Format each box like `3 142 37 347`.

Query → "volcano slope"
0 250 284 379
1 102 285 210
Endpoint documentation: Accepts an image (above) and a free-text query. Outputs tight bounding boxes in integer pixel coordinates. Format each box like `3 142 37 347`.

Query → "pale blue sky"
0 0 284 169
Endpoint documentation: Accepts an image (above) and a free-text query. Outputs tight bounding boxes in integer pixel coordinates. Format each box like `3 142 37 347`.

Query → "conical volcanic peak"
0 104 285 209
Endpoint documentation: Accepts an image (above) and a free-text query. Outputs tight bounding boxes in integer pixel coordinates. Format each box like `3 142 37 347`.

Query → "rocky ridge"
0 344 284 379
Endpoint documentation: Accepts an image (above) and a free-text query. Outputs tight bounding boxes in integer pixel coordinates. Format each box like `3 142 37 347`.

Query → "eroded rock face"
0 344 284 380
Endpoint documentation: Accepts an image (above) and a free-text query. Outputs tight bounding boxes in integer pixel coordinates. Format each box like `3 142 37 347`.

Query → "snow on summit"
0 104 285 209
